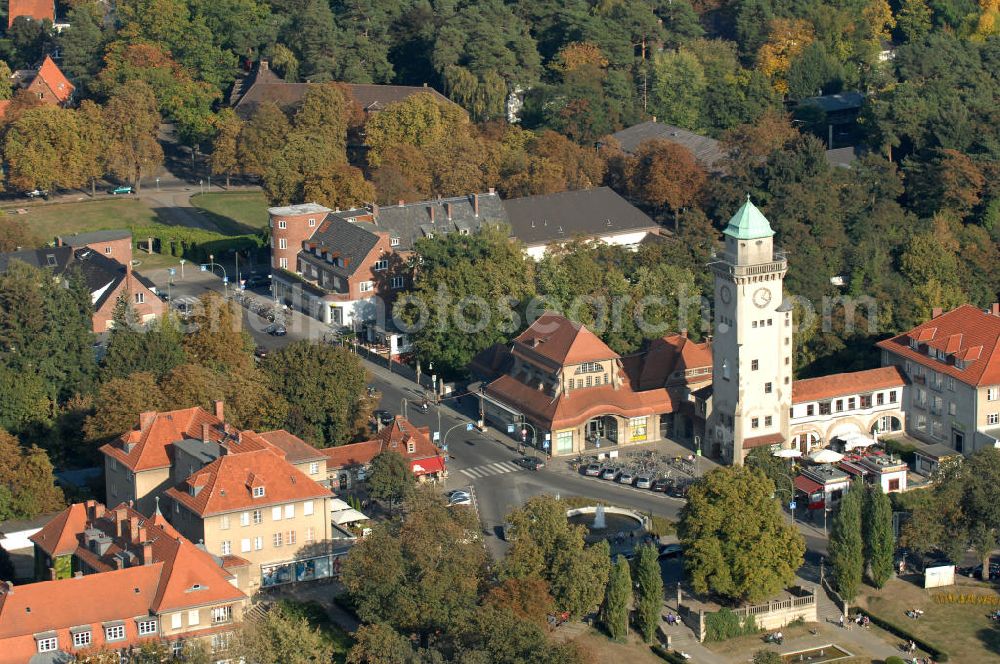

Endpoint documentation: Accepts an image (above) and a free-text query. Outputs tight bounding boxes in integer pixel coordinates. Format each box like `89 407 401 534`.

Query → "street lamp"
441 422 472 452
207 254 228 298
179 258 186 280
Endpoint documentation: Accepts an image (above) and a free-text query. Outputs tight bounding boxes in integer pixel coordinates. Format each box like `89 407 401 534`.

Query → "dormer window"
252 486 265 498
391 237 400 247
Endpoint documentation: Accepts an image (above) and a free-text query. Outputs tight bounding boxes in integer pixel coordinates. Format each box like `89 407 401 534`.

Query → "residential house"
7 0 54 27
101 402 340 590
321 416 447 491
25 55 74 106
610 120 726 172
230 59 458 122
0 512 58 581
877 303 1000 454
59 229 133 266
501 187 661 260
0 500 247 664
0 244 164 332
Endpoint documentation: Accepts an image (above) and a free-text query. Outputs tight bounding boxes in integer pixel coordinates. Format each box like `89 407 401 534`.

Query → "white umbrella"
809 448 844 464
773 449 802 458
847 438 876 450
332 508 369 525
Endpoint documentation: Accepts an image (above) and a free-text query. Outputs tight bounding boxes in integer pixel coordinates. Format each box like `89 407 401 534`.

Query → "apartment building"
877 304 1000 453
0 500 247 663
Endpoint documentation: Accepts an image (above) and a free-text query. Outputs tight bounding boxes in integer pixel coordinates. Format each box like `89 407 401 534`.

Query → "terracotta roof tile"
8 0 54 27
512 313 619 368
635 333 712 390
29 502 89 557
34 55 73 103
100 407 226 472
321 417 444 469
166 449 330 517
791 366 908 403
876 304 1000 387
321 440 383 468
258 429 326 463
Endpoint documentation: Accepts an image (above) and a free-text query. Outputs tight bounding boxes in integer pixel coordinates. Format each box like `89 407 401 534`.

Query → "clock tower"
708 197 792 464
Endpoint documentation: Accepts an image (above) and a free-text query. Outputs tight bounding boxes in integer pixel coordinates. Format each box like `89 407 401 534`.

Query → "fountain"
593 504 607 530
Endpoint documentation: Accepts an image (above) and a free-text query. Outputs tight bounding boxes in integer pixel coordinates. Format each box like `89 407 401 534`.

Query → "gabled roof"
7 0 54 27
876 304 1000 387
58 229 131 246
511 313 619 368
322 417 442 469
302 215 381 278
723 197 774 240
792 366 908 403
258 430 326 464
34 55 74 104
635 333 712 391
150 534 244 613
29 503 89 557
166 449 330 517
100 407 226 472
502 187 657 247
610 121 725 171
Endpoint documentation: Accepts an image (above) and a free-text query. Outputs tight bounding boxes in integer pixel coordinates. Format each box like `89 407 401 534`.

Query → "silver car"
600 468 618 480
617 472 635 485
635 476 652 489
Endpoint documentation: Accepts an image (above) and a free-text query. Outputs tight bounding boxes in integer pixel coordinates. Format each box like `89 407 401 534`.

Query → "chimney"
473 193 479 217
129 519 139 544
56 236 63 247
398 199 404 207
932 307 943 319
372 202 379 221
992 303 1000 317
141 541 153 565
681 328 688 338
446 203 453 221
214 400 224 422
260 59 269 71
488 187 495 195
137 526 147 543
115 508 128 537
114 556 124 570
202 423 211 443
139 411 156 429
429 206 435 223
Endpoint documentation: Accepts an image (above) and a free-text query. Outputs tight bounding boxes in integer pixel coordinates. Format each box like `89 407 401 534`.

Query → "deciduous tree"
183 294 255 373
679 466 804 603
625 139 707 222
0 429 64 518
367 450 415 515
84 372 165 441
103 81 163 193
210 108 242 188
4 106 87 191
364 93 468 167
234 602 333 664
829 479 865 601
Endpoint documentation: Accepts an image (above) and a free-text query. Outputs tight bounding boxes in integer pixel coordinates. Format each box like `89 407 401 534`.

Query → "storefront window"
556 430 573 454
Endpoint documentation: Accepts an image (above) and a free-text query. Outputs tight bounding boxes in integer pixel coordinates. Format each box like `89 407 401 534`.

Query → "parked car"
617 471 635 485
265 323 286 336
650 478 671 492
513 456 544 471
24 189 48 199
658 543 684 559
667 483 689 498
583 463 602 477
372 410 394 426
446 490 472 506
243 273 271 289
634 476 652 489
108 185 133 195
254 346 268 360
600 468 618 480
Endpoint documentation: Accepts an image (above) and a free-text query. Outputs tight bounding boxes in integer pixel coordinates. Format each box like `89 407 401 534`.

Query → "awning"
332 508 369 525
329 498 352 512
743 433 784 449
410 456 446 476
794 476 823 494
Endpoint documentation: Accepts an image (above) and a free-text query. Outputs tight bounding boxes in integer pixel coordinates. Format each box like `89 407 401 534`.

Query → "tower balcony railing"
709 255 789 278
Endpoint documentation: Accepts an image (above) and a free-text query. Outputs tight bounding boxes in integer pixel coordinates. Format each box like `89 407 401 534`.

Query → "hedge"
704 608 759 642
882 437 917 465
650 645 690 663
932 591 1000 607
129 223 265 264
852 607 949 662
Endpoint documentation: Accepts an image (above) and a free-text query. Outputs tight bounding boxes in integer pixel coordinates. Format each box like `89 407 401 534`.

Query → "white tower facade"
708 198 793 464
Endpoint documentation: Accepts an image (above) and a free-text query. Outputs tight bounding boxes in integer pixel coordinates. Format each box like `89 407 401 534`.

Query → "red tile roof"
321 417 445 471
512 313 619 369
791 366 908 403
635 333 712 390
876 304 1000 387
166 449 331 517
34 55 73 103
742 433 785 449
100 407 226 472
485 372 674 432
7 0 53 27
258 429 326 463
29 502 89 557
794 475 823 495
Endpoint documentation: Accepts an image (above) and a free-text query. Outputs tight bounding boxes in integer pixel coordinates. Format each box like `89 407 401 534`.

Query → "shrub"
704 608 760 642
852 607 949 662
752 652 783 664
932 591 1000 607
885 657 907 664
648 514 676 537
650 646 690 663
882 437 917 464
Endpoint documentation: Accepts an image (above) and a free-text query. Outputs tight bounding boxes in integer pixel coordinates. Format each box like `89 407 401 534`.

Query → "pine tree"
864 484 896 588
635 543 663 644
829 479 865 601
602 555 632 641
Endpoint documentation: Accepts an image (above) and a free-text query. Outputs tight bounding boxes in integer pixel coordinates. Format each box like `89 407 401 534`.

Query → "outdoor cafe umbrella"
809 448 844 464
773 449 802 458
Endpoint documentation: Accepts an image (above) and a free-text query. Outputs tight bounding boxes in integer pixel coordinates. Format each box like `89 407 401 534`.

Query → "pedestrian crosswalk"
458 461 522 479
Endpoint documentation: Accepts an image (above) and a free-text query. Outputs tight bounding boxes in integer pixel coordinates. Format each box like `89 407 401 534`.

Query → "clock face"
720 285 732 304
753 287 772 309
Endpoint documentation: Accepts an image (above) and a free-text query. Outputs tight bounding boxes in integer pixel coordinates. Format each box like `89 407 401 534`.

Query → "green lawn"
860 577 1000 662
2 198 159 244
190 191 269 234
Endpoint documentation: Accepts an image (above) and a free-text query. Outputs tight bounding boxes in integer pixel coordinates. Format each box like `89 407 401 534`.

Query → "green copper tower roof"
723 196 774 240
